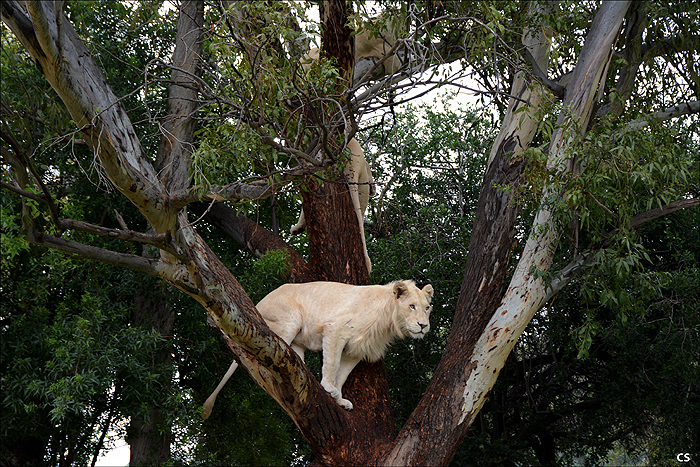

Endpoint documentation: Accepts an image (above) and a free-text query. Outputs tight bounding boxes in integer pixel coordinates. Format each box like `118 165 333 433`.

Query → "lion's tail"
202 360 239 420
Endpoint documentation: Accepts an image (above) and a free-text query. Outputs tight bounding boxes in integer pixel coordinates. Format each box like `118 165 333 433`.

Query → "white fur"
290 27 399 274
202 280 433 417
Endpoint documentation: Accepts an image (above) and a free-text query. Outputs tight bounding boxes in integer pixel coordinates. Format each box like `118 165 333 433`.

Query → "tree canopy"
1 1 698 465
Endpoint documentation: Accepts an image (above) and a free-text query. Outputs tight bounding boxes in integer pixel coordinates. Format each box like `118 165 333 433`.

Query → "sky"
95 441 129 466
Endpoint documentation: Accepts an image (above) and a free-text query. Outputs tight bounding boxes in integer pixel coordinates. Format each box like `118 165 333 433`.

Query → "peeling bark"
381 2 613 464
441 0 632 450
2 0 170 231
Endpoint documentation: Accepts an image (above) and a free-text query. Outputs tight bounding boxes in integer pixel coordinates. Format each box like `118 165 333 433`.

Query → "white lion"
289 138 375 272
202 280 433 418
302 17 403 82
289 21 403 274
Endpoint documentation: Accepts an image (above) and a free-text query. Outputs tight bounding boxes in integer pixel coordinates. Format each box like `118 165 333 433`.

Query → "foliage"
191 1 340 192
0 245 179 465
1 1 699 465
359 87 699 467
362 95 493 425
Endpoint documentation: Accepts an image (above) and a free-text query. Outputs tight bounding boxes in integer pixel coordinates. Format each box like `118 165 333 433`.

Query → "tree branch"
56 218 189 261
630 197 699 229
642 34 700 59
156 0 204 194
548 197 700 299
521 47 565 98
26 229 165 278
0 180 46 203
625 100 700 131
3 1 172 233
195 202 310 281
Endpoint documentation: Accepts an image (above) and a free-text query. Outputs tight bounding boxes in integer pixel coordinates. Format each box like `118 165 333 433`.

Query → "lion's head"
392 281 434 339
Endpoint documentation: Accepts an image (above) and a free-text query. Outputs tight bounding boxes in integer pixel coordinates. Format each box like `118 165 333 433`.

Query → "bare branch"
521 47 565 98
0 181 46 203
583 188 619 221
55 218 189 259
630 198 699 229
626 100 700 131
26 229 165 278
168 178 285 210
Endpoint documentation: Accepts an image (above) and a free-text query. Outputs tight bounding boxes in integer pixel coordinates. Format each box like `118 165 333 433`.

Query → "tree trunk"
297 2 397 461
128 295 174 466
381 2 630 464
127 2 202 463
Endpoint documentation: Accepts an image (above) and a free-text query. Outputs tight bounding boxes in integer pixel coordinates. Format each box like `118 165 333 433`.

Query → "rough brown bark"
291 4 398 463
302 175 370 285
383 129 529 466
320 0 354 85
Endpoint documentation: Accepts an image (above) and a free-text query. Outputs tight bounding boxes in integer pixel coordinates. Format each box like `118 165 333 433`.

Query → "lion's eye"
409 304 416 310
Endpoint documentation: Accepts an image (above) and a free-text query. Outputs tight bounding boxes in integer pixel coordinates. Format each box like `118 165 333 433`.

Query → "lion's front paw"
338 398 354 410
321 381 341 401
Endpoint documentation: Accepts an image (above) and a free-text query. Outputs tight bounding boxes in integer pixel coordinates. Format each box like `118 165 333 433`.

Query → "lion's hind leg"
202 360 239 419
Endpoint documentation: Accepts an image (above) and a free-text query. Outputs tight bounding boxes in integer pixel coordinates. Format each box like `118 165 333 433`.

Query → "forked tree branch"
56 218 189 261
25 228 166 278
521 47 565 98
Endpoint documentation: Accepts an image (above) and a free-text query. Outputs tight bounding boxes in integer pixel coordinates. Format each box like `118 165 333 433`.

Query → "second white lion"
202 280 434 417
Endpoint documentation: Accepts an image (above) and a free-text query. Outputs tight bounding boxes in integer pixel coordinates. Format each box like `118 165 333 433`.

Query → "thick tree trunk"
297 3 397 462
302 176 370 284
127 3 203 463
380 2 635 465
128 295 174 466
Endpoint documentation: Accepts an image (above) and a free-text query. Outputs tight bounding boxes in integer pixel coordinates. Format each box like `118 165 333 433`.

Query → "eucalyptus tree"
365 97 699 466
1 1 698 466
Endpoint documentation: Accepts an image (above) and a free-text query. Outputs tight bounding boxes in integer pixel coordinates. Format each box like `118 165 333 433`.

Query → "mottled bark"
381 2 559 464
128 2 204 463
156 0 204 193
382 3 632 465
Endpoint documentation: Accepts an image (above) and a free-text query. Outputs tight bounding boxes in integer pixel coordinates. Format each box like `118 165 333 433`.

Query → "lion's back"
257 282 390 335
258 282 381 318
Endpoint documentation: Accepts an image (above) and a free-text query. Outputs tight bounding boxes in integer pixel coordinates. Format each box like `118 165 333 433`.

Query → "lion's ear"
393 281 409 299
423 284 434 302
